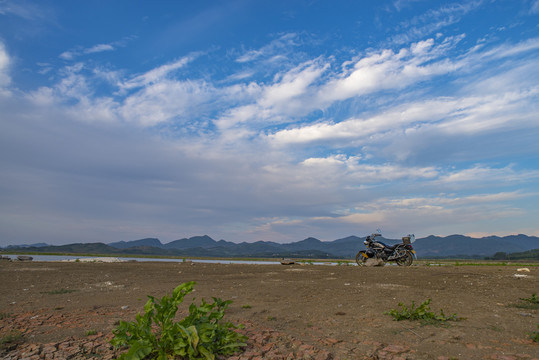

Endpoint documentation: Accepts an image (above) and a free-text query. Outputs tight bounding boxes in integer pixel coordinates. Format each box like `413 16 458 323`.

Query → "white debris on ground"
513 268 532 278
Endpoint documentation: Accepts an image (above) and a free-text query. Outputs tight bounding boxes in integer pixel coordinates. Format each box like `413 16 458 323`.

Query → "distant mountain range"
2 234 539 259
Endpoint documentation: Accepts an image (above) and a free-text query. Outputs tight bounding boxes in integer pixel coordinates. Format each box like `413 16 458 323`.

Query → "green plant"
385 299 460 324
531 324 539 342
0 331 23 351
520 293 539 304
110 281 247 360
86 330 98 336
0 313 11 320
241 304 252 309
510 293 539 309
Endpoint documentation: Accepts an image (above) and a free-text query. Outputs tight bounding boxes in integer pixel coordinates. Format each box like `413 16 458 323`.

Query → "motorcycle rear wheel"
355 251 368 266
396 252 413 266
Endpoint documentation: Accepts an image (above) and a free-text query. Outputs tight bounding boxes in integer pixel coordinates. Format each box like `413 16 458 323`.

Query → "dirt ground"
0 260 538 359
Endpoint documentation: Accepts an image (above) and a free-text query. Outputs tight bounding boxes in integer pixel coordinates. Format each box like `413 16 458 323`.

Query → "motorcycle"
355 232 416 266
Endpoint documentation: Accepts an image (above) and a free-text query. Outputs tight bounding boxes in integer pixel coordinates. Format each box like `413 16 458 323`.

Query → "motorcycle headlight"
363 240 368 245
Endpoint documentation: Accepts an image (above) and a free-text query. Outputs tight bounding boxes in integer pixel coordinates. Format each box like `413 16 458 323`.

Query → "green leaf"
198 345 215 360
118 341 153 360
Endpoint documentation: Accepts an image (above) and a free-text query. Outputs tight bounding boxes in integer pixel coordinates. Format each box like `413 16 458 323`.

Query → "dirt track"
1 261 538 359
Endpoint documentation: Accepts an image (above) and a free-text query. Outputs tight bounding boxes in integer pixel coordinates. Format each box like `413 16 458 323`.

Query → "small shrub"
385 299 461 324
0 331 23 351
86 330 98 336
110 281 247 360
510 293 539 310
520 293 539 304
241 304 252 309
531 324 539 342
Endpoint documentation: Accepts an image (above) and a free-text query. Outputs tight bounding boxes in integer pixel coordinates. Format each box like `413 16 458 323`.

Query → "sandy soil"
0 260 538 359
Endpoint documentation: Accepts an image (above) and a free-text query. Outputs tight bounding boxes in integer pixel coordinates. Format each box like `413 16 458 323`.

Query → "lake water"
3 254 350 266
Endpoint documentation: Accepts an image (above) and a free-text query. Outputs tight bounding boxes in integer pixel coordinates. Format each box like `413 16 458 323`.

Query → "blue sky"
1 0 539 246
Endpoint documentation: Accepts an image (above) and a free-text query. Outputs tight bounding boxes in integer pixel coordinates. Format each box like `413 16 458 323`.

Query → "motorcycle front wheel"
355 251 368 266
396 251 413 266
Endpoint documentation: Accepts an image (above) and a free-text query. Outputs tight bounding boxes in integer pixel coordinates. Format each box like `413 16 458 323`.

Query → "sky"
1 0 539 246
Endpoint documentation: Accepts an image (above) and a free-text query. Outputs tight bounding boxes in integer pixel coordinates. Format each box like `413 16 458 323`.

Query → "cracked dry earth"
1 261 538 359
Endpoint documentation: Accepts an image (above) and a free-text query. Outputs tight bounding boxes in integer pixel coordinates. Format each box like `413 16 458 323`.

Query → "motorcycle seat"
377 241 398 250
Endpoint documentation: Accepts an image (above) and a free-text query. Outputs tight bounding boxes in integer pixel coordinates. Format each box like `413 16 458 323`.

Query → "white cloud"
530 0 539 14
391 1 483 44
301 154 438 182
0 41 11 90
214 59 327 130
59 51 76 60
267 96 466 146
266 36 539 153
258 59 328 113
59 37 135 61
216 36 464 135
0 0 47 20
120 54 200 90
437 165 539 185
236 33 300 63
316 40 461 106
120 79 213 126
85 43 114 54
438 91 539 135
472 36 539 62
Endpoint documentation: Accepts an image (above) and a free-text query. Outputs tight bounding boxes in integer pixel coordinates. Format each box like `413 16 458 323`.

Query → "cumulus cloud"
120 79 214 126
214 59 328 130
268 86 539 151
315 38 463 106
216 36 465 136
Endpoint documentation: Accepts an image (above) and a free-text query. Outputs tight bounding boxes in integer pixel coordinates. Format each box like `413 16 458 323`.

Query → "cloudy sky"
1 0 539 246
